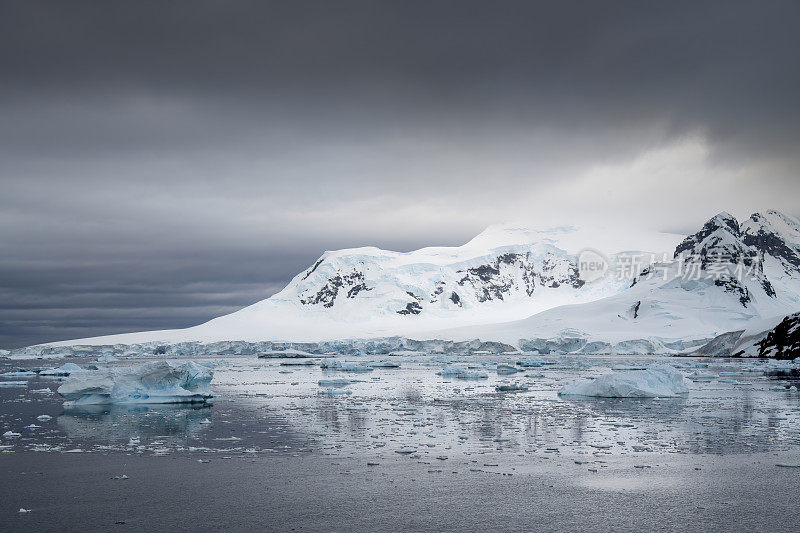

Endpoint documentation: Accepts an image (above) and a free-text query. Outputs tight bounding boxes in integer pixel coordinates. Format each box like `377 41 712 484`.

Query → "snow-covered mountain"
42 224 681 347
431 211 800 354
17 210 800 357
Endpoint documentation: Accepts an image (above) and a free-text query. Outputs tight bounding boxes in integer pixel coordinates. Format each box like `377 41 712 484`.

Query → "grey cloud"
1 1 799 347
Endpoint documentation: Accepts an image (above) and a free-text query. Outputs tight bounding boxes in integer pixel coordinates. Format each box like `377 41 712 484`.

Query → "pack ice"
57 361 213 405
559 366 689 398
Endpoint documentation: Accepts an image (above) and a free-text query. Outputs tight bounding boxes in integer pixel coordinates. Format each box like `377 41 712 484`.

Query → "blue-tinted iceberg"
40 363 84 376
57 361 213 405
559 366 689 398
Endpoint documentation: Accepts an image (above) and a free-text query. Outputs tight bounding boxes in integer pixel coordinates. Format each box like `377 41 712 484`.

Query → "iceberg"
57 361 213 405
40 363 84 376
559 366 689 398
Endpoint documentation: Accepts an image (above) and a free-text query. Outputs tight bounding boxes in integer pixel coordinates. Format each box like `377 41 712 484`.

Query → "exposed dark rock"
301 270 371 308
757 312 800 359
397 301 423 315
714 276 751 307
430 283 445 302
743 212 800 275
302 258 325 280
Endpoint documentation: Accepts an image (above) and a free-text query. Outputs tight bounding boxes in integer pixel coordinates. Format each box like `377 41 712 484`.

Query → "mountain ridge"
15 211 800 356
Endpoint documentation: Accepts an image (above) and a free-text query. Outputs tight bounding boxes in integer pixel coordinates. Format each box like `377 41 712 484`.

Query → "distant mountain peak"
674 211 747 265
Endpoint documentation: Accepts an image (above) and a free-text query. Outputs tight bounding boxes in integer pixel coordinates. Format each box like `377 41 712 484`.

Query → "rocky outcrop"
757 312 800 359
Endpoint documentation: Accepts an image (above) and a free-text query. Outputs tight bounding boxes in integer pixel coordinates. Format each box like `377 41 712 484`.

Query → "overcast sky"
2 1 799 348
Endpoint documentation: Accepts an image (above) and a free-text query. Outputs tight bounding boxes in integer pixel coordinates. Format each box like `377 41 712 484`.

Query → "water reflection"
58 404 212 443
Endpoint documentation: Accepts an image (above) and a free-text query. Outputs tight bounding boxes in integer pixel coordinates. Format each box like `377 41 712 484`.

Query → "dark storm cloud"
1 1 799 348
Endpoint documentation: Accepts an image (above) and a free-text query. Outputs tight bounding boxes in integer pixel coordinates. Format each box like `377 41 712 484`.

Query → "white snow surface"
57 361 213 405
559 366 689 397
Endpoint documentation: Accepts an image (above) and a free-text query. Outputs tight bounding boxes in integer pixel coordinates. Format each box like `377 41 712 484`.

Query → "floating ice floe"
516 357 550 367
40 363 84 376
611 364 649 371
368 361 401 368
456 370 488 379
559 366 689 398
57 361 214 405
495 383 529 392
0 381 27 387
319 360 373 372
687 370 716 382
318 378 352 388
438 366 488 379
258 349 317 359
1 370 37 377
318 388 352 396
497 364 523 375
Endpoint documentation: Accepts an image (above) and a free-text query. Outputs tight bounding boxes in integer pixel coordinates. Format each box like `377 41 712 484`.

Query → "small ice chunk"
3 431 21 438
456 370 488 380
318 379 352 388
516 357 549 367
559 366 689 398
1 370 37 377
36 415 52 421
19 508 31 513
368 361 401 368
395 447 416 454
439 366 469 377
318 388 352 396
496 364 523 375
495 383 529 392
438 366 488 379
0 381 27 387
